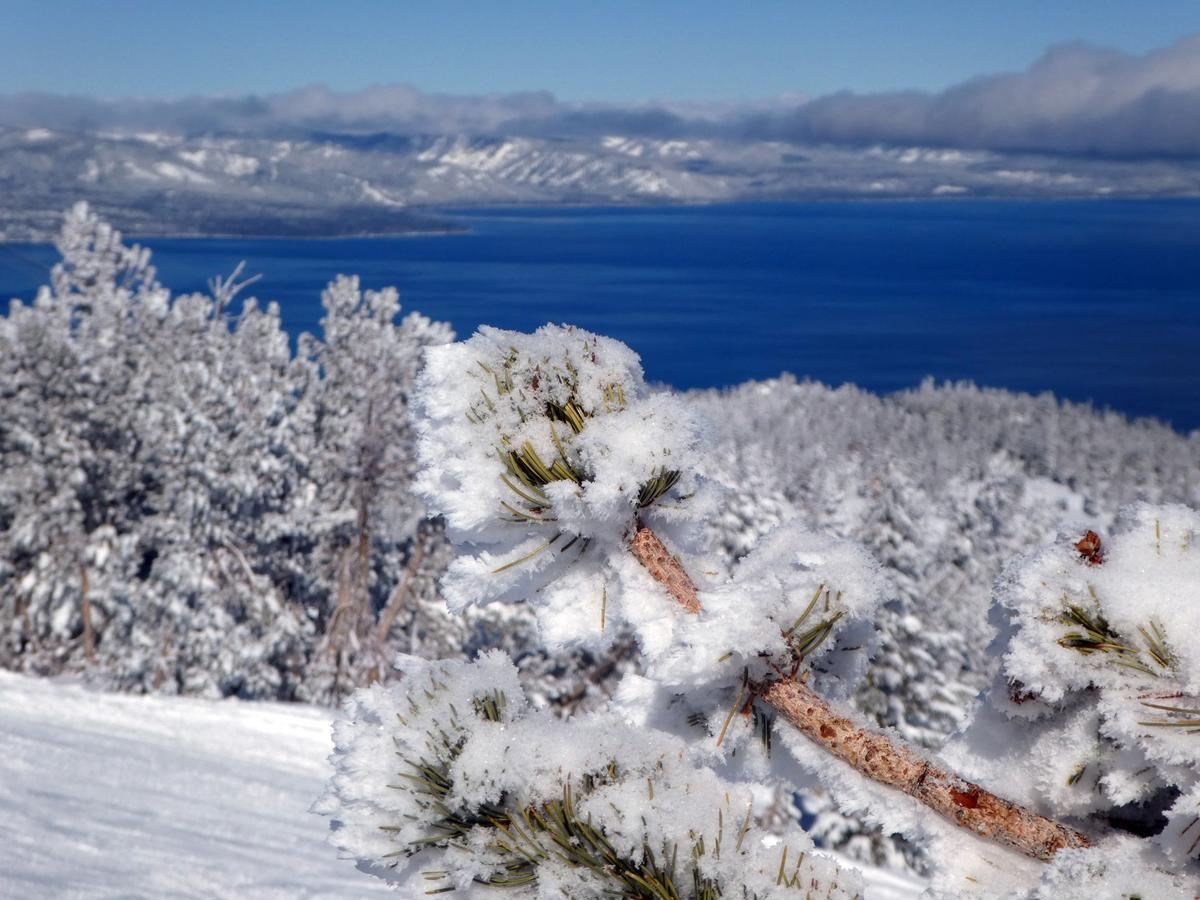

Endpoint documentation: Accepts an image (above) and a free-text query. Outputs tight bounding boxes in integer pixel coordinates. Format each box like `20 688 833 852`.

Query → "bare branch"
79 563 96 664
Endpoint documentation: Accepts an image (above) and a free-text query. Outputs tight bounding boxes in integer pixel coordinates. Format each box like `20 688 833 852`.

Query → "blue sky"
4 1 1200 101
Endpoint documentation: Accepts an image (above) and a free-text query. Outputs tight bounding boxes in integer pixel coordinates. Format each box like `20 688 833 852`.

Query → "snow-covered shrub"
934 504 1200 888
326 323 1200 897
784 501 1200 896
414 324 717 648
320 652 862 898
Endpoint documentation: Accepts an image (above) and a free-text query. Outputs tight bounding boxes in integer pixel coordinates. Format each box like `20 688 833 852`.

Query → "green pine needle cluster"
783 584 845 666
1055 587 1174 678
384 680 849 898
463 347 682 530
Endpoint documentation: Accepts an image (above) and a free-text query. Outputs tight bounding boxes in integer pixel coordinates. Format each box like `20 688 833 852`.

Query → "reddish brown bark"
762 678 1088 861
629 524 701 613
628 523 1090 862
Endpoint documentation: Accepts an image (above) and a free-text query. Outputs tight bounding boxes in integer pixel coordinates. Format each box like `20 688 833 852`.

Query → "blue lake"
2 201 1199 432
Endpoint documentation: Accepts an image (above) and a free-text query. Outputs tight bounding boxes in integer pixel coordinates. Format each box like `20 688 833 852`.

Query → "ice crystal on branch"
414 324 715 648
651 522 884 696
999 503 1200 705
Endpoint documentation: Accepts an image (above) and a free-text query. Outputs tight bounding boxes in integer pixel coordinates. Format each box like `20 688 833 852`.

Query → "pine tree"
323 324 1200 897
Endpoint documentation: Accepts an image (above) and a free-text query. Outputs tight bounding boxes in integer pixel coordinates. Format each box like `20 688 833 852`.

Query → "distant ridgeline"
4 125 1200 242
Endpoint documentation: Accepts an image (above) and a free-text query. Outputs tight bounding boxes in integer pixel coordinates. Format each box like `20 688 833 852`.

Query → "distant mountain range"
4 126 1200 241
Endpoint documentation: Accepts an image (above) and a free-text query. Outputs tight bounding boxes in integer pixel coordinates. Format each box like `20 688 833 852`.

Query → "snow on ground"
0 671 390 899
0 672 925 899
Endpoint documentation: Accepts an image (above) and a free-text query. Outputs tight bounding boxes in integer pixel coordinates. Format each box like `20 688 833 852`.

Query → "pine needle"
716 679 748 748
491 533 562 574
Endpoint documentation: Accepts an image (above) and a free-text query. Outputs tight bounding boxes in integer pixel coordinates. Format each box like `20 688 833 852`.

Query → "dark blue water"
3 201 1198 432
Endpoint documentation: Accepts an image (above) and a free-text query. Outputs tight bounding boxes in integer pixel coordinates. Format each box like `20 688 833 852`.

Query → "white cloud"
4 35 1200 158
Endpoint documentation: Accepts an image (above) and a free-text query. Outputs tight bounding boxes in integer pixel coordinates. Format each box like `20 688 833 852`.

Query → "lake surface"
2 201 1199 432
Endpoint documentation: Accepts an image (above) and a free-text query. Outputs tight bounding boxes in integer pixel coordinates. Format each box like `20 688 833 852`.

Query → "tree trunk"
365 536 429 685
79 562 96 663
627 523 1089 862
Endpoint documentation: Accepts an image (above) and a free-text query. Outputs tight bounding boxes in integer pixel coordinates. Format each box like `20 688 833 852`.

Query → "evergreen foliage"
0 204 459 699
325 323 1200 896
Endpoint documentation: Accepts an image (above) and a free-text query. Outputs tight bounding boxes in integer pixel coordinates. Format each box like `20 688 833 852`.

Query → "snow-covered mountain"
5 125 1198 241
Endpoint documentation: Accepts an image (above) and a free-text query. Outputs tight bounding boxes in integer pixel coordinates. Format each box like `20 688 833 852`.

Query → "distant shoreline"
5 193 1200 245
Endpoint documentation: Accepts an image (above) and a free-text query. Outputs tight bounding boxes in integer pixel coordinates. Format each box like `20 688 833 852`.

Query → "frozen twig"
630 523 701 613
627 523 1090 862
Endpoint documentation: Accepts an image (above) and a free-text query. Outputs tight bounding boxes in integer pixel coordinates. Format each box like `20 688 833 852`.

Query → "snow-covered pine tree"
292 274 455 701
0 205 476 699
323 324 1200 897
0 203 170 679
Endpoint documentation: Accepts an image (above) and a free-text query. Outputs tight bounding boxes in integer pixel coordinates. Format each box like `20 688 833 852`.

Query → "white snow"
357 178 406 207
432 138 527 172
0 669 921 899
0 670 391 899
121 160 212 185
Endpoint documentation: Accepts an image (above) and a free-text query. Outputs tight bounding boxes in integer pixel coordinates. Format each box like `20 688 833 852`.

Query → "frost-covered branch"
761 679 1087 861
630 522 701 613
628 519 1089 861
400 322 1200 896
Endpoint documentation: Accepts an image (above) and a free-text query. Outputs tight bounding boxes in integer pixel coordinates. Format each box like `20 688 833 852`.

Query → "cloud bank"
747 35 1200 158
6 35 1200 158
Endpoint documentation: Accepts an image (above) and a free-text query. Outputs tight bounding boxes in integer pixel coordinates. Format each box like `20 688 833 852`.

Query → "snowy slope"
0 671 924 899
0 671 391 899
